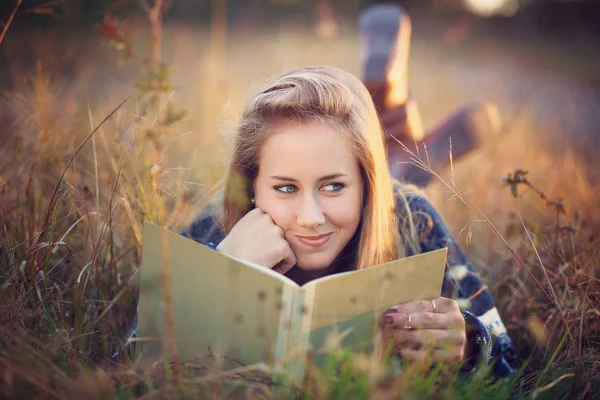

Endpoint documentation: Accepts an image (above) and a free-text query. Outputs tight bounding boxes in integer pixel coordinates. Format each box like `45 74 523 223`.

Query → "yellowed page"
136 221 298 370
300 248 447 358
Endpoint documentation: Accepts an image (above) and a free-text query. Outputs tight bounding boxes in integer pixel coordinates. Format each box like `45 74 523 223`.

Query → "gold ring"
431 299 436 311
404 313 412 330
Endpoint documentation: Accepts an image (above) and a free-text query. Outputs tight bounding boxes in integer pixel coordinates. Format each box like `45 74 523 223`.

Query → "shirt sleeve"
180 210 226 245
400 188 519 378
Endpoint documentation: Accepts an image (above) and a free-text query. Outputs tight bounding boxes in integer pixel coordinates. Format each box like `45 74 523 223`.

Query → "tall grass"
0 4 599 399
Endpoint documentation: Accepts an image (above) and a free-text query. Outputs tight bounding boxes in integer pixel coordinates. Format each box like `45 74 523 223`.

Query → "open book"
136 221 447 380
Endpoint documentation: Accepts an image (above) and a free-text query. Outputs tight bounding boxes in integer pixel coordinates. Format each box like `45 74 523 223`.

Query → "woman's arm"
181 210 226 245
399 186 518 378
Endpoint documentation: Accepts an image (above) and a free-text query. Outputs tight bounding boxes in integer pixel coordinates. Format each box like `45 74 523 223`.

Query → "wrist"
215 239 233 255
215 241 224 252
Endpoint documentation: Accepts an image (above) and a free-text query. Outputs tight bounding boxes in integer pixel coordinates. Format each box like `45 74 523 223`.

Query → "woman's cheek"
262 201 295 230
328 197 361 228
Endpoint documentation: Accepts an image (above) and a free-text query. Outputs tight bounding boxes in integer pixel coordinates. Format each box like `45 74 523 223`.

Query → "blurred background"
0 1 599 394
2 0 600 165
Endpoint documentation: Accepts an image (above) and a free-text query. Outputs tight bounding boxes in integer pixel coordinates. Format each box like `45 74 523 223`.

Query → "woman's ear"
250 186 256 208
249 178 257 209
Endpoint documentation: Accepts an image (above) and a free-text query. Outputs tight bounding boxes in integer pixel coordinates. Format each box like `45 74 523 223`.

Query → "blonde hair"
217 66 418 269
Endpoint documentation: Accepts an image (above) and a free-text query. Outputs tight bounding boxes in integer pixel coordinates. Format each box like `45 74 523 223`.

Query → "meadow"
0 5 599 399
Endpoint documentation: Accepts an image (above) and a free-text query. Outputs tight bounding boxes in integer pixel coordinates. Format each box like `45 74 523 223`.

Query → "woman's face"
254 121 364 271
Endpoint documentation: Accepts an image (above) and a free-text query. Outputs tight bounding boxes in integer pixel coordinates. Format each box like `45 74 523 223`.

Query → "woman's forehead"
262 120 352 151
258 122 359 177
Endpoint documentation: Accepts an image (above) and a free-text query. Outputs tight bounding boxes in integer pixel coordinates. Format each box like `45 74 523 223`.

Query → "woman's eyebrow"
270 173 348 182
318 173 349 181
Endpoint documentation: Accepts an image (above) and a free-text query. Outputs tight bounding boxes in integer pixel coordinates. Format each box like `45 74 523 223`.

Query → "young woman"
177 66 518 378
120 66 517 378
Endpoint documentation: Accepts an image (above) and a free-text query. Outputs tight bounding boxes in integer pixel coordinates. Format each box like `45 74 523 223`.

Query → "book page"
135 222 298 370
300 248 447 359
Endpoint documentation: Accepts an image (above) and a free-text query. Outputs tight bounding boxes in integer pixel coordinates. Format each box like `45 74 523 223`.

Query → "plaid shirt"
118 184 518 378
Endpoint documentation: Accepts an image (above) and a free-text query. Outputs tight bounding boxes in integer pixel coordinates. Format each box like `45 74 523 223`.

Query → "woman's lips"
296 233 333 248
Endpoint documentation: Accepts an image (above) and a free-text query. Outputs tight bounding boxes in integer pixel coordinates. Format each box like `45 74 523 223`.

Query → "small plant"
503 169 570 238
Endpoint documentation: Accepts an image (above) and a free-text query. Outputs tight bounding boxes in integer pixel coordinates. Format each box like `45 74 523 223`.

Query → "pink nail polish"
383 315 395 326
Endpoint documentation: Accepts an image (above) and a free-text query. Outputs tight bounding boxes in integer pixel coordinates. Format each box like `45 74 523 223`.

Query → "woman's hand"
381 297 466 365
216 208 297 274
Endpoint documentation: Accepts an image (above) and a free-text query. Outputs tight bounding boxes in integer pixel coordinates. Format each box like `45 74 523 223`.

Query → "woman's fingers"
387 297 458 315
381 328 465 354
382 298 464 330
382 310 462 330
391 327 466 347
272 241 297 274
397 346 465 363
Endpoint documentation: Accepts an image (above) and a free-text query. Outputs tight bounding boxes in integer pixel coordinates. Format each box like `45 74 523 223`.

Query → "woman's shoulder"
392 181 436 213
392 180 457 253
392 181 438 233
181 204 226 245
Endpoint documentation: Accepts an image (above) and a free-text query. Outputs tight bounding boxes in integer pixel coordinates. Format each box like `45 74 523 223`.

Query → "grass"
1 5 599 399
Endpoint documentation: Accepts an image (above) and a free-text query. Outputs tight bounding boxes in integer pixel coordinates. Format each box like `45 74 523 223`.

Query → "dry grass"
0 10 598 399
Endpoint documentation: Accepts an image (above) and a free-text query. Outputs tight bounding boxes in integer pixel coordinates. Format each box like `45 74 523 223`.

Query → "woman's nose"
296 193 326 228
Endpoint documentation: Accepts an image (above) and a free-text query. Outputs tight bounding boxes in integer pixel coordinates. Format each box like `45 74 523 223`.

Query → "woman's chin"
295 254 336 271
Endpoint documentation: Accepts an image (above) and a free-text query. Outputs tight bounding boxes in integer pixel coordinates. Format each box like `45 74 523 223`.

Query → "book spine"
299 284 316 353
273 284 297 368
283 285 316 385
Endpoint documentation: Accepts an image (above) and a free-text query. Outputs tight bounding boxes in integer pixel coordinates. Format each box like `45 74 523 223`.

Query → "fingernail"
383 315 395 326
384 309 398 315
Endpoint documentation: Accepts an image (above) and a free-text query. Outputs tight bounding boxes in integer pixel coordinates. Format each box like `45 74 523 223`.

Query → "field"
0 7 599 399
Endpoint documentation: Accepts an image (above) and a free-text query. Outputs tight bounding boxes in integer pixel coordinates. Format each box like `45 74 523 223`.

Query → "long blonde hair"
217 66 417 269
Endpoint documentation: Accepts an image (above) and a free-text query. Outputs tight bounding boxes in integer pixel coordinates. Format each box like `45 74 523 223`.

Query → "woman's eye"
275 185 297 194
322 183 345 192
